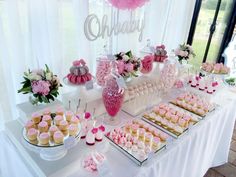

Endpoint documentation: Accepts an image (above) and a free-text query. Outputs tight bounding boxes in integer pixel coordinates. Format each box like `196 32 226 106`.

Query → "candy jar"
159 56 179 95
102 62 124 126
96 45 111 87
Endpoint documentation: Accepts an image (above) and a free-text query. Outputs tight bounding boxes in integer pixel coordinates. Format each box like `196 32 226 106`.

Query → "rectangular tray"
105 135 166 166
142 103 201 138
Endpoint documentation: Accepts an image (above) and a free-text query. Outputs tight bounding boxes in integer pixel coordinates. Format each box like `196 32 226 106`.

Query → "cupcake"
54 115 63 126
25 120 35 131
68 124 78 136
131 124 139 136
59 120 69 131
43 108 51 115
138 128 145 140
39 132 50 145
159 132 168 142
152 136 160 150
56 107 64 116
31 112 41 124
42 115 52 126
65 111 74 122
178 118 186 128
49 125 59 136
171 114 179 123
145 133 153 144
165 112 172 120
70 116 80 125
27 128 38 141
38 121 48 133
53 131 64 144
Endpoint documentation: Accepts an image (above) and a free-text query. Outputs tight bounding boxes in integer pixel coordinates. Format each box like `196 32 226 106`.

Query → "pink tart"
70 116 80 125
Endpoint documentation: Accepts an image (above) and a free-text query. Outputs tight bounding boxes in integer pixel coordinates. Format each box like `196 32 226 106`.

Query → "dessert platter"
169 92 216 117
105 119 170 166
142 103 201 138
22 107 81 160
200 62 230 77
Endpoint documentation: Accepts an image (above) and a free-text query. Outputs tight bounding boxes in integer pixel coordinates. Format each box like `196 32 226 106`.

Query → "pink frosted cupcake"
39 132 50 145
25 120 36 131
49 125 59 136
38 121 48 133
53 131 64 144
65 111 74 122
69 124 78 136
54 115 63 126
43 108 51 115
171 114 179 123
159 132 168 142
138 128 145 140
145 132 153 144
178 118 186 128
56 107 64 116
70 116 80 125
131 124 139 136
159 109 166 117
42 115 52 126
152 136 160 149
59 120 69 131
27 128 38 141
31 112 41 124
165 112 172 120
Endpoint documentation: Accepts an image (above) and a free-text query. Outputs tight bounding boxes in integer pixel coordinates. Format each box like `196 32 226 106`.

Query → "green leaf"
42 96 49 103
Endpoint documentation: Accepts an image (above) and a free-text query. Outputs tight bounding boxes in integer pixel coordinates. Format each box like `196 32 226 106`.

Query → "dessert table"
1 87 236 177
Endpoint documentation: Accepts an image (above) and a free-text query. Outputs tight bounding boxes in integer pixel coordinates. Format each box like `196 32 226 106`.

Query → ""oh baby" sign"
84 12 145 42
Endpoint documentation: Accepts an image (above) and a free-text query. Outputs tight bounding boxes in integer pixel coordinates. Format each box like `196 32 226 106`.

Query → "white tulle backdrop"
0 0 196 129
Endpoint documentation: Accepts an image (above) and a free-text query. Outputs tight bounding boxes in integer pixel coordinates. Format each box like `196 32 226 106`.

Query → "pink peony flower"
32 80 51 96
124 63 134 72
117 60 125 74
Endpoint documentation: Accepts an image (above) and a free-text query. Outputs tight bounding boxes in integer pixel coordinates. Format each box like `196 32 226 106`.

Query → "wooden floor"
204 121 236 177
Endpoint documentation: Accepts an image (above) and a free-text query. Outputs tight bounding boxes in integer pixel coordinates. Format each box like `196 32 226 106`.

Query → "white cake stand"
22 124 81 161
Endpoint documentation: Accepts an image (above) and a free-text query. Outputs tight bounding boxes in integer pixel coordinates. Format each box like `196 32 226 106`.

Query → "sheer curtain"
0 0 196 129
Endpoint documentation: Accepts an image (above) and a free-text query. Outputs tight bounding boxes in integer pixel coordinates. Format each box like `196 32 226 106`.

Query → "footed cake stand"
22 124 82 161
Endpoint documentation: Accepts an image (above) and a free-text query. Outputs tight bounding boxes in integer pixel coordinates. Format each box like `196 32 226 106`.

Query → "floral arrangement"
154 45 168 62
108 0 149 10
175 43 196 63
140 55 154 74
18 65 62 105
115 51 140 80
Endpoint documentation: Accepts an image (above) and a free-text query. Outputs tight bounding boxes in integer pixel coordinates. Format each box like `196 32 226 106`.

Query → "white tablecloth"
1 88 236 177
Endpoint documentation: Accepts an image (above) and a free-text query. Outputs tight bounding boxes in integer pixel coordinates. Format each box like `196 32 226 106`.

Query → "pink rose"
117 60 125 74
175 49 180 56
124 63 134 72
32 80 51 96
